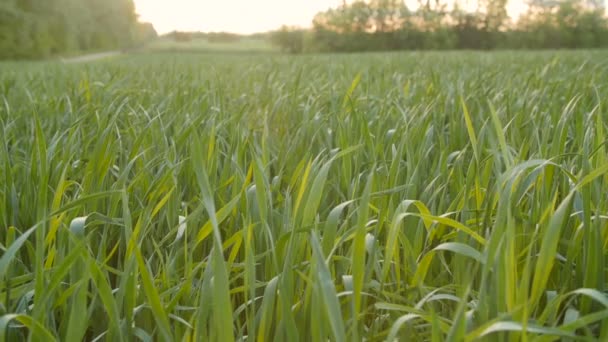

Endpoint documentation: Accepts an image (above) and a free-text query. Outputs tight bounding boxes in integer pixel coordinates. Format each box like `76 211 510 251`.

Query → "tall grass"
1 50 607 341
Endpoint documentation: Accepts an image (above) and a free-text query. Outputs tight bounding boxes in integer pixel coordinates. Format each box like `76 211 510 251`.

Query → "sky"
133 0 596 35
134 0 343 34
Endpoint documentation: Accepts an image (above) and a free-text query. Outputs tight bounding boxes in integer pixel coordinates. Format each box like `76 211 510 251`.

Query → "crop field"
1 51 608 341
145 38 278 54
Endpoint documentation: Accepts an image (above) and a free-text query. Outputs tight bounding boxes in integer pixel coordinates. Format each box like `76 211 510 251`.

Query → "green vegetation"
146 37 278 54
271 0 608 53
0 0 155 60
1 50 608 341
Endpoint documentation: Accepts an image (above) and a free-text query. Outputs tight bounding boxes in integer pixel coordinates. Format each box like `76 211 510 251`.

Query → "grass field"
1 50 608 341
145 38 278 54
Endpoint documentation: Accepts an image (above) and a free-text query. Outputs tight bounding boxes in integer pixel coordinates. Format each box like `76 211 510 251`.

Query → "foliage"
1 50 608 340
515 0 608 48
133 22 158 46
270 26 306 53
207 32 242 43
0 0 149 59
164 31 270 45
270 0 608 52
167 31 194 42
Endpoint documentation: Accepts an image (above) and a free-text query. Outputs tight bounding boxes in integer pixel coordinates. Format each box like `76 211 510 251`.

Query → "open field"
1 50 608 341
60 51 123 64
144 38 278 54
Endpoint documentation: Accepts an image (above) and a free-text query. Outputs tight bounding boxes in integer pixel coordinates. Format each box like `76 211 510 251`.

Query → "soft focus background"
1 0 608 58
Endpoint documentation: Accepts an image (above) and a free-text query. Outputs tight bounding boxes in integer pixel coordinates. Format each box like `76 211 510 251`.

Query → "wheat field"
1 51 608 341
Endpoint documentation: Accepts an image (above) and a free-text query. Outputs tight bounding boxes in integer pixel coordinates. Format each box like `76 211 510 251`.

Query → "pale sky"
133 0 594 34
134 0 344 34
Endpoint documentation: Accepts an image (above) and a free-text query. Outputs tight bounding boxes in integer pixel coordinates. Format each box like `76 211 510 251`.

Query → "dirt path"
61 51 122 63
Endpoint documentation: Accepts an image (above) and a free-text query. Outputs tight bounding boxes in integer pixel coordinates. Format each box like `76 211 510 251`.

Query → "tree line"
271 0 608 53
0 0 157 60
164 31 251 43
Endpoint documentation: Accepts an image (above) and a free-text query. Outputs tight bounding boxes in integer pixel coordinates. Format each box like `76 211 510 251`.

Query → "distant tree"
0 2 23 59
207 32 241 43
169 31 193 42
516 0 608 48
133 22 158 46
271 26 305 53
452 4 487 49
0 0 148 59
479 0 509 48
481 0 509 31
298 0 608 53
